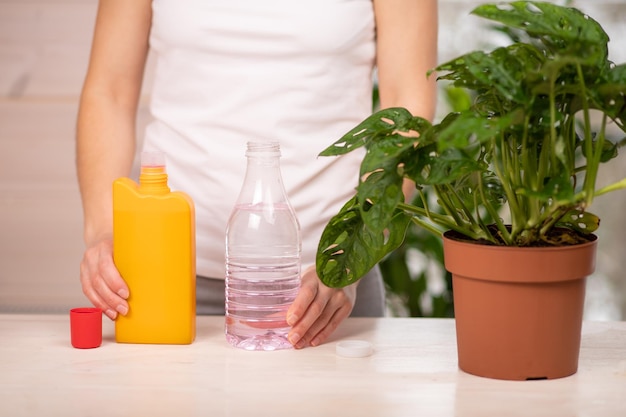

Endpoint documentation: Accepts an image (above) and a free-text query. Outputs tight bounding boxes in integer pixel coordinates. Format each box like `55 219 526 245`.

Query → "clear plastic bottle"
225 141 301 350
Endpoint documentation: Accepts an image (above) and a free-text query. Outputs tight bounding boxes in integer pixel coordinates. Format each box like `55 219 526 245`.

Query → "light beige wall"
1 0 624 317
0 0 152 313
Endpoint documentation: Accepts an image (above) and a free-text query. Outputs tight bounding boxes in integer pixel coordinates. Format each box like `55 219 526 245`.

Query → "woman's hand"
79 237 129 320
286 265 356 349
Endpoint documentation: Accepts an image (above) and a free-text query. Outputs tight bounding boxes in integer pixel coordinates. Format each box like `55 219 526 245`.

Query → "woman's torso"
144 0 376 278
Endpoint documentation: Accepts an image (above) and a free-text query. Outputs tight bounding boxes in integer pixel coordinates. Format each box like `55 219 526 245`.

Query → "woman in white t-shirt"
77 0 438 349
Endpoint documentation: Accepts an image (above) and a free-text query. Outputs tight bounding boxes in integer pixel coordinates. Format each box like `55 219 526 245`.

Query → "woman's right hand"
79 237 129 320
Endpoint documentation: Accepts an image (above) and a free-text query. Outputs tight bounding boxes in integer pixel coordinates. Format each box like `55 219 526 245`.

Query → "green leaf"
357 169 404 235
444 86 472 112
360 131 420 176
427 148 485 186
436 43 544 106
401 141 439 186
517 173 574 203
316 196 411 288
581 136 619 164
472 2 609 63
435 109 524 152
606 63 626 84
319 108 415 157
352 121 431 235
556 210 600 234
594 64 626 126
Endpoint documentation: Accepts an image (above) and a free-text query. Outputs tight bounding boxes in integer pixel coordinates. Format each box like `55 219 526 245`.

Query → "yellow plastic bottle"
113 151 196 344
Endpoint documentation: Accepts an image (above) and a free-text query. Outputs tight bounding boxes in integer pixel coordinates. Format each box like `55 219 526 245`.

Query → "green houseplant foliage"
316 1 626 289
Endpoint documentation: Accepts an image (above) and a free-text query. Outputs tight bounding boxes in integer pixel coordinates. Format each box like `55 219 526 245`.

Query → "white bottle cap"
336 340 374 358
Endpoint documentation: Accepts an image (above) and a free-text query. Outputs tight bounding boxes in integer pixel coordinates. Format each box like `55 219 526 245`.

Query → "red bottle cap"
70 307 103 349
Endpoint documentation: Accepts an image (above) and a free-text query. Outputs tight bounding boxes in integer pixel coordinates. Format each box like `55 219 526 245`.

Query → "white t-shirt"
144 0 376 278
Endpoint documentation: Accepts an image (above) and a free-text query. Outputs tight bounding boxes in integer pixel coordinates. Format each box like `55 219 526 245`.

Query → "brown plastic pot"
443 230 597 380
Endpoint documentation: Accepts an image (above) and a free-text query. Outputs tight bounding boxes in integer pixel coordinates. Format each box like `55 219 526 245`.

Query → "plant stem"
492 126 523 237
408 217 443 238
576 63 596 208
478 173 511 244
399 201 462 231
595 178 626 196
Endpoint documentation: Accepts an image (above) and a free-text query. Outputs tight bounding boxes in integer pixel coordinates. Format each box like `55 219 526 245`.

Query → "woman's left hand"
286 265 356 349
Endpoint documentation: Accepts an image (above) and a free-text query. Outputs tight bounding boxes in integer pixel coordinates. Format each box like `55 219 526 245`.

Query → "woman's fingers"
79 238 129 320
287 267 356 348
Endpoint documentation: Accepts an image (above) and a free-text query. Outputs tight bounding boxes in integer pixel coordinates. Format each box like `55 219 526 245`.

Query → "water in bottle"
225 142 301 351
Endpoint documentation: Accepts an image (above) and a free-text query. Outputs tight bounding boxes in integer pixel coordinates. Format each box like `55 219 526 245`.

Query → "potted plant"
315 1 626 380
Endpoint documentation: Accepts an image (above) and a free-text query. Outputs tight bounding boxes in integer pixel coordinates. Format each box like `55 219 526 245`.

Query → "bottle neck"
245 142 281 157
238 142 288 205
139 166 170 194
